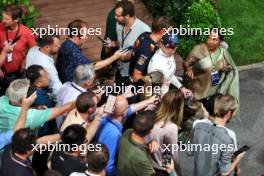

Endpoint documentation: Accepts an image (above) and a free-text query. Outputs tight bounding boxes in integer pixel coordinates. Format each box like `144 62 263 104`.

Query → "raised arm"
130 95 158 113
13 92 37 132
37 133 60 145
94 49 128 70
85 105 107 143
48 101 76 121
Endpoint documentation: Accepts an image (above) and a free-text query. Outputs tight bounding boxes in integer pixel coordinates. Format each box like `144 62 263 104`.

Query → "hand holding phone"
233 145 249 157
162 151 172 168
22 90 37 109
27 86 37 98
121 45 133 51
104 95 116 114
184 92 193 106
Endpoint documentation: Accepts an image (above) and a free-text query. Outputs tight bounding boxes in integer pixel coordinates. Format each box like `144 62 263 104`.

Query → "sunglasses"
164 43 177 49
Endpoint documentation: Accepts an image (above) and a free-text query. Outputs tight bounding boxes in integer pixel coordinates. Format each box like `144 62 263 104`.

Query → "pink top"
145 121 179 171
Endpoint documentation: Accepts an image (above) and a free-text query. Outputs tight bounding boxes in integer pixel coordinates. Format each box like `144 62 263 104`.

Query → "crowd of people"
0 1 245 176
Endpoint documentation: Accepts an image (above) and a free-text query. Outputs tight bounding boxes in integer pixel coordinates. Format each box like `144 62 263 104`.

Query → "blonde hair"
155 89 184 127
214 94 238 118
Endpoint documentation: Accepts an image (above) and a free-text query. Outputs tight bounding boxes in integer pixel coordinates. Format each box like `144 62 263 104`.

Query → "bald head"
113 96 128 116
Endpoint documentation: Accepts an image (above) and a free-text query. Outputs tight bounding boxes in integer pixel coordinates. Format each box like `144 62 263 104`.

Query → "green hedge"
143 0 221 58
178 0 221 58
142 0 192 24
0 0 40 28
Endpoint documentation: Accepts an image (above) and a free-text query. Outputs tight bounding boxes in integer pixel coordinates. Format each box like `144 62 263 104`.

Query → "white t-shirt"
148 49 182 88
116 18 151 77
26 46 62 95
56 82 86 128
70 170 100 176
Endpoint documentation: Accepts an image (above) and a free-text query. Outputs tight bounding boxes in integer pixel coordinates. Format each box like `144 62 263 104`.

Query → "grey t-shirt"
116 18 151 77
189 119 237 176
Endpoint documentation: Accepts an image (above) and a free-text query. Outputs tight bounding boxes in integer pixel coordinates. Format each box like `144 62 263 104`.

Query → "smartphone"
96 36 108 45
104 95 116 114
121 45 133 51
154 93 161 105
27 86 37 98
162 151 172 167
184 92 193 106
233 145 249 157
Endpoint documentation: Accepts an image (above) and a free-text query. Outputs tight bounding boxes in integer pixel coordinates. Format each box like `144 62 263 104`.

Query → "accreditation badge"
211 70 220 86
7 52 13 63
5 41 13 63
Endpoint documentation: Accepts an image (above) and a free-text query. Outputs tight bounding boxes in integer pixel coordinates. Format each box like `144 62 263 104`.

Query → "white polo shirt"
116 18 151 77
26 46 62 95
56 82 86 128
148 49 182 88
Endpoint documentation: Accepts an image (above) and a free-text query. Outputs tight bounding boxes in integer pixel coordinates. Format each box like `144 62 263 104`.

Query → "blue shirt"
56 39 91 83
34 89 55 108
96 106 133 175
0 131 13 150
33 89 57 137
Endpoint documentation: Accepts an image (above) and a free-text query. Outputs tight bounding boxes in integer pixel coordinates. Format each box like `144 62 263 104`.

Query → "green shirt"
0 96 52 132
101 8 118 60
117 129 155 176
105 8 117 41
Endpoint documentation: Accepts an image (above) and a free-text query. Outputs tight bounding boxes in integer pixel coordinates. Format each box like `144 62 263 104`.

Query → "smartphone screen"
162 152 172 167
27 86 37 98
104 95 116 114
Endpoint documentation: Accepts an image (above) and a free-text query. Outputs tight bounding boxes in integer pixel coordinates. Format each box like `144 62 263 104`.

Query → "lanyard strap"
121 27 132 48
5 24 20 44
71 83 85 93
208 48 221 70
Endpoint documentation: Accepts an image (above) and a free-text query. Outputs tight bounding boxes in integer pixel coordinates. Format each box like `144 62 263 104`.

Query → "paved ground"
31 0 152 61
180 65 264 176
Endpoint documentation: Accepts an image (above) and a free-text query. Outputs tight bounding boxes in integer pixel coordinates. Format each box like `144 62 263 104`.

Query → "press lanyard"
208 48 220 71
121 27 132 48
71 82 85 93
5 24 20 44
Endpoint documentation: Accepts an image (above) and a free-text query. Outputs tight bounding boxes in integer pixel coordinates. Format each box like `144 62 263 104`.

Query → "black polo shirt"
50 150 87 176
129 32 158 77
0 145 34 176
